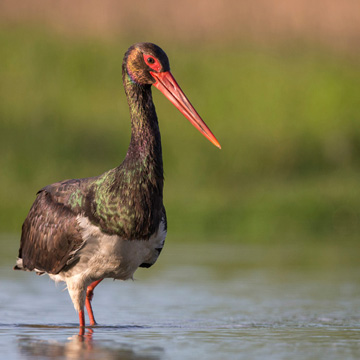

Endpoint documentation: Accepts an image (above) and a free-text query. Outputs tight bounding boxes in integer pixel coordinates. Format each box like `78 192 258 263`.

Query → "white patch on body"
15 258 45 275
48 215 167 312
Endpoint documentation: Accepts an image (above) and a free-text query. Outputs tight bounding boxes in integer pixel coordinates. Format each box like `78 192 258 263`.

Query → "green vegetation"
1 27 360 243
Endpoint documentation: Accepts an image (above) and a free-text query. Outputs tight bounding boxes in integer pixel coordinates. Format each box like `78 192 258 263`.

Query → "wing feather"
18 185 85 274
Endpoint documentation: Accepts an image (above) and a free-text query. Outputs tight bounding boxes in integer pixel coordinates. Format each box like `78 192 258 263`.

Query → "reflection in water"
17 327 163 360
3 242 360 359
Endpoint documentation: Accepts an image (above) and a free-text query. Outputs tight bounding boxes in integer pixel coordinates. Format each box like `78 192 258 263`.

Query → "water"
1 241 360 359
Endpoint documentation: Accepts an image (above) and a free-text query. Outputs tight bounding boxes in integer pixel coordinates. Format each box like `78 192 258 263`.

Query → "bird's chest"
89 176 163 239
70 216 166 281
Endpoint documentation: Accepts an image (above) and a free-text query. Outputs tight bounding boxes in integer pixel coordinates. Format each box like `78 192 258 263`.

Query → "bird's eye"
147 57 155 64
143 54 162 72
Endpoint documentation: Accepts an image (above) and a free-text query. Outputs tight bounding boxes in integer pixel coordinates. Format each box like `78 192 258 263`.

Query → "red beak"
151 71 221 149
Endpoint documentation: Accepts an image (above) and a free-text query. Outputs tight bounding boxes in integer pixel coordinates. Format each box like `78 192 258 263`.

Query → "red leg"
78 309 85 336
85 279 103 326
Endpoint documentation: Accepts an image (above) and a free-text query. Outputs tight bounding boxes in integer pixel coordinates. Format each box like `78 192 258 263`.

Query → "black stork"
14 42 221 331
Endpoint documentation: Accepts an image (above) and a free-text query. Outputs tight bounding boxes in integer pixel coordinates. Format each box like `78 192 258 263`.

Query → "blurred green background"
1 0 359 247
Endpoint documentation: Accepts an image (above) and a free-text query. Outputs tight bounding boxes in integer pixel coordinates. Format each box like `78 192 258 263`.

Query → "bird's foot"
85 297 97 326
84 279 103 326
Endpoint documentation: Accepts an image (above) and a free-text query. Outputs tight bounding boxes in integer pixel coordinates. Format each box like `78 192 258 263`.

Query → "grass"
1 26 360 244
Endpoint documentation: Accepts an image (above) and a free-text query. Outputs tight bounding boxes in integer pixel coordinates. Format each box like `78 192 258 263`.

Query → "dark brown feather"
19 190 83 274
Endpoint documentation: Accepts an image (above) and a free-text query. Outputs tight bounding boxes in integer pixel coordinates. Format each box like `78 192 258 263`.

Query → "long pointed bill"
150 71 221 149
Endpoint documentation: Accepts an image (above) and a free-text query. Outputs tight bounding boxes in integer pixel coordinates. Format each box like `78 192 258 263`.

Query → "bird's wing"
41 178 91 211
18 178 93 274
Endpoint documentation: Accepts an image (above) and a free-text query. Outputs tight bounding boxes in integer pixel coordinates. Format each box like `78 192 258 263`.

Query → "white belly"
49 215 166 311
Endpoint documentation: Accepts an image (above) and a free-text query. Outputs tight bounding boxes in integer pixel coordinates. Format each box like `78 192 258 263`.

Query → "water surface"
1 240 359 359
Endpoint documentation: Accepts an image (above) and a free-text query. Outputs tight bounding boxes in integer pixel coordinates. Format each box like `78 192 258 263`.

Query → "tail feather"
13 258 44 275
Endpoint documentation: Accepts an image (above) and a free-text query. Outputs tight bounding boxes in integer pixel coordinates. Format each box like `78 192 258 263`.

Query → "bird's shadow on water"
15 324 164 360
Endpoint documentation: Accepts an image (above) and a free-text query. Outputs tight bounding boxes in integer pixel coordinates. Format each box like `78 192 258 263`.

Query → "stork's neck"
82 78 164 239
122 74 164 188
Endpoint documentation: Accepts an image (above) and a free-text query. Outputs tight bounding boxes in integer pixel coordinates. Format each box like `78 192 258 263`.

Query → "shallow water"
1 241 360 359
